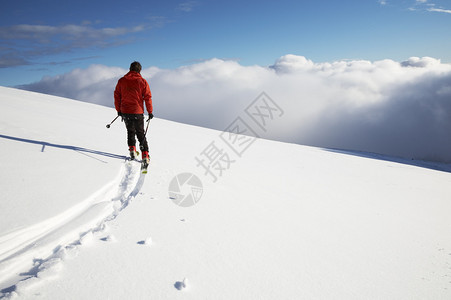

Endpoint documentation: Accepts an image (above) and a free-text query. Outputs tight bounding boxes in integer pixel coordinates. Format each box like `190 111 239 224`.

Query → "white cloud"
0 24 144 42
19 55 451 163
177 1 199 12
400 56 441 67
0 24 146 67
19 64 126 105
428 7 451 14
410 1 451 14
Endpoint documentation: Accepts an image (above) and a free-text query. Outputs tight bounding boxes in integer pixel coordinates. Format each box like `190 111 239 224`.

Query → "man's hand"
147 113 154 121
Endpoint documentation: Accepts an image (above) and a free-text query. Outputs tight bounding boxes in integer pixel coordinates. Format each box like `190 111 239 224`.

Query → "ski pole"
144 118 151 136
106 115 120 128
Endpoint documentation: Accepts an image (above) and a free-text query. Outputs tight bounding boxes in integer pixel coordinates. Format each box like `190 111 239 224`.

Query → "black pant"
123 114 148 152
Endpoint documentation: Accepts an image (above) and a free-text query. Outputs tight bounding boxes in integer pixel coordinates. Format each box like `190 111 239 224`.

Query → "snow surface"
1 86 451 299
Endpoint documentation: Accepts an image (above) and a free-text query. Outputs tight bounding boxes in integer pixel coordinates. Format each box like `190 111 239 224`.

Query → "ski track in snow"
0 160 145 298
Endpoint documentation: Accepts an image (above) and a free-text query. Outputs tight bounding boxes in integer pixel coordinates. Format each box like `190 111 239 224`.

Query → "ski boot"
141 151 150 174
129 146 139 160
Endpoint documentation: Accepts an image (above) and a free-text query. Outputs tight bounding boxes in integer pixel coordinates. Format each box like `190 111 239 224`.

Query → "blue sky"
1 0 450 86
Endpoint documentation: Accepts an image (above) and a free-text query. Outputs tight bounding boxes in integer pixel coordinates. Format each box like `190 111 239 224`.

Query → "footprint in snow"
174 278 188 290
100 235 116 242
137 237 152 246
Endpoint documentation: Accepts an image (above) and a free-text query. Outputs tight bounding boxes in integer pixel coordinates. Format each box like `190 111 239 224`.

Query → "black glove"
147 113 154 121
117 111 122 117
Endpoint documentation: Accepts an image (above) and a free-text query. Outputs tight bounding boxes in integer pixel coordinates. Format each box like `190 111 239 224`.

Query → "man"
114 61 153 166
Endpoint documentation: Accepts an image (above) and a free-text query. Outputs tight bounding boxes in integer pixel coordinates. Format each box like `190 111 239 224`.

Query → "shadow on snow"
324 147 451 174
0 134 127 162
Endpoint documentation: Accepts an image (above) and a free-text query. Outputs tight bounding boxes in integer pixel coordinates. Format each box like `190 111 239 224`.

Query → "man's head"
130 61 142 73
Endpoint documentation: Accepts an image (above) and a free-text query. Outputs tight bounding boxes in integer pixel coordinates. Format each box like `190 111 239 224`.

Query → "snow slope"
1 86 451 299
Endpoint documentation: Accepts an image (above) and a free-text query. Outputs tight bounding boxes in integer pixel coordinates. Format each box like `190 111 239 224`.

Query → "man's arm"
143 80 153 115
114 80 122 113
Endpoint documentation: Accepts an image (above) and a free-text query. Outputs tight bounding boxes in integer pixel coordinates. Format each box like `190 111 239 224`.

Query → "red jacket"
114 71 153 115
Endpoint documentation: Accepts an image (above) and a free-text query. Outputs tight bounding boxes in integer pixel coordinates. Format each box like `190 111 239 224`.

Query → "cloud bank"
19 55 451 162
